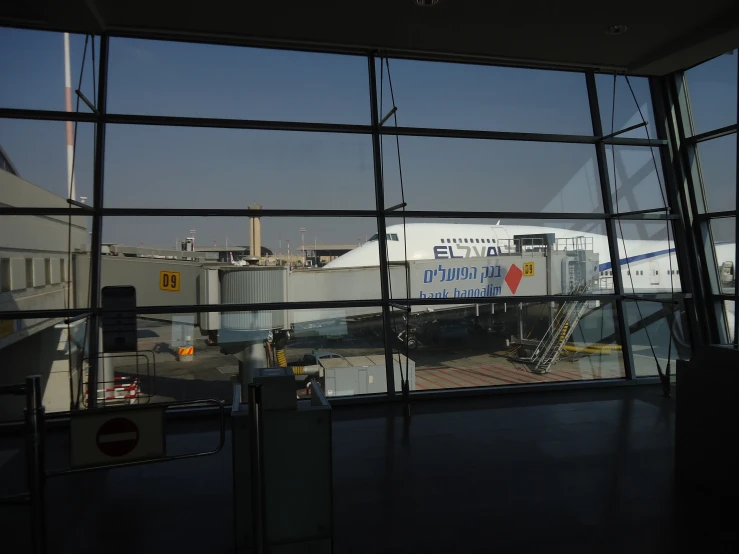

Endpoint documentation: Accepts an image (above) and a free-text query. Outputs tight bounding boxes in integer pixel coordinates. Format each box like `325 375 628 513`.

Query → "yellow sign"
159 271 181 292
523 262 535 277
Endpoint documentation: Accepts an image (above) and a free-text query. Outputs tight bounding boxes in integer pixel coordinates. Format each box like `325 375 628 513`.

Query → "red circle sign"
96 417 139 457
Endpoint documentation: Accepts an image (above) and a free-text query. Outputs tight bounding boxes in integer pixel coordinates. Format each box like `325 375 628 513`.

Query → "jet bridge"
197 235 601 340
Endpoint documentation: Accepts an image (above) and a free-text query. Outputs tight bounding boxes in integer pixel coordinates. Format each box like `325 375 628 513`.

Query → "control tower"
248 204 262 259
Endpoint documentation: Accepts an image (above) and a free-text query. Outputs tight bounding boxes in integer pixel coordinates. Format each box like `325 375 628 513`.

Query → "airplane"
325 222 736 341
230 252 247 267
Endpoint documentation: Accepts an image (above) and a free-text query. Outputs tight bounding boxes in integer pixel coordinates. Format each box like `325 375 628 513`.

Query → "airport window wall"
682 51 737 347
0 27 728 419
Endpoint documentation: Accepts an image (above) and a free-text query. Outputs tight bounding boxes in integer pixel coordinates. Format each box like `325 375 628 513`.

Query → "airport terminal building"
0 3 737 553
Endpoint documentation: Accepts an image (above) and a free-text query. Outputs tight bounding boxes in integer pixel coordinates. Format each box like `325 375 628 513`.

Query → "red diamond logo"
505 264 523 294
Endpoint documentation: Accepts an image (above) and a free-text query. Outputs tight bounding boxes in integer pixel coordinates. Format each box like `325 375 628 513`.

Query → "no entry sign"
71 408 165 468
97 417 139 457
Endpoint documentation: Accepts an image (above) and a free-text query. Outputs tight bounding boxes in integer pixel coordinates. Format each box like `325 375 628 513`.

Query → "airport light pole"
63 33 76 201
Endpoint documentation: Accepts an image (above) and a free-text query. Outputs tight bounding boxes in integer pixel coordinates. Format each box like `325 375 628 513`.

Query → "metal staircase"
517 237 595 374
523 284 591 374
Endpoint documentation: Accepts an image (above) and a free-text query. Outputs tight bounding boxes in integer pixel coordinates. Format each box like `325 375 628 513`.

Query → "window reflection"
377 59 593 134
104 126 375 209
405 301 624 390
595 75 657 140
624 299 690 376
100 216 379 305
381 137 603 213
109 309 389 403
108 38 370 123
685 50 738 135
697 134 737 213
0 29 99 112
604 146 667 213
0 120 95 204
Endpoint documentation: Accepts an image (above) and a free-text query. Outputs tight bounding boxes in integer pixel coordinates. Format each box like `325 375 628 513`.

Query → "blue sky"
0 28 736 248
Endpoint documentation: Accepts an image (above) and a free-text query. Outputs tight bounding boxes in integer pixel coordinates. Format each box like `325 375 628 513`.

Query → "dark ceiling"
2 0 739 75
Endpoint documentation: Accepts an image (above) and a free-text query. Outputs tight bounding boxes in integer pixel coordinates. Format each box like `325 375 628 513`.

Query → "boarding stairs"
524 284 591 374
519 238 594 374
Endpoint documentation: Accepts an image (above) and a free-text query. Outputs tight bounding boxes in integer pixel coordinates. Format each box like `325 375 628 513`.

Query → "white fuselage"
326 222 735 317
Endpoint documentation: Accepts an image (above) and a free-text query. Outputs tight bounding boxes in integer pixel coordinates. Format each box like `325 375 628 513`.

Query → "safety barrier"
178 345 194 362
0 376 225 554
82 350 157 407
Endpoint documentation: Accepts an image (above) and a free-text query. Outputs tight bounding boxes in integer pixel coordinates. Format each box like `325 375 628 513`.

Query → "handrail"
310 379 330 407
46 399 226 476
0 383 27 396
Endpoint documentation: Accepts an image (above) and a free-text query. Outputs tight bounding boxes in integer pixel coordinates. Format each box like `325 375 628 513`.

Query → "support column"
368 54 397 397
649 75 715 347
546 240 555 327
249 204 262 260
585 72 636 380
87 35 109 407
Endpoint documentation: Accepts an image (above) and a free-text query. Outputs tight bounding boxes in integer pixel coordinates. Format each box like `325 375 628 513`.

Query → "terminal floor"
0 385 675 553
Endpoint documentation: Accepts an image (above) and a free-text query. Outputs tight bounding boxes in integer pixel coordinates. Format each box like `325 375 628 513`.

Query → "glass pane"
721 299 736 346
1 315 88 420
381 137 603 213
614 221 682 295
108 39 369 123
1 216 90 311
0 119 95 205
99 216 379 305
710 217 736 295
595 75 657 140
624 299 690 377
104 125 375 209
604 146 667 213
107 308 388 403
376 59 592 134
353 217 611 299
697 133 737 212
409 300 624 391
0 28 99 112
685 50 738 136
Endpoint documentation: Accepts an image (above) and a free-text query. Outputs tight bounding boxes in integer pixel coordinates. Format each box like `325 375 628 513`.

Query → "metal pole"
734 52 738 348
518 302 524 343
248 383 266 554
25 375 46 554
585 72 636 380
368 53 397 397
63 33 76 201
87 35 109 408
546 242 554 326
